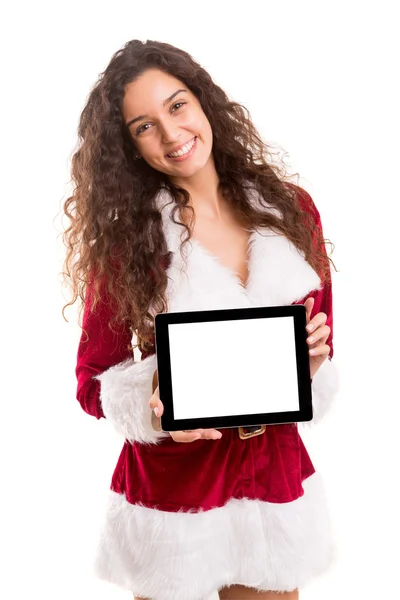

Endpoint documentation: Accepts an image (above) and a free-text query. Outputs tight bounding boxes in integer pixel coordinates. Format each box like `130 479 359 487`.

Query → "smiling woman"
122 69 214 178
62 38 339 600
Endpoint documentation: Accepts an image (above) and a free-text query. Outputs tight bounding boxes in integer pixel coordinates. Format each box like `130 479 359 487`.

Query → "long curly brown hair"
61 39 336 353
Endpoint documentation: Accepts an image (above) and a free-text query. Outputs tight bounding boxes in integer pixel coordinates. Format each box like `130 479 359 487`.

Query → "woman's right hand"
149 383 222 443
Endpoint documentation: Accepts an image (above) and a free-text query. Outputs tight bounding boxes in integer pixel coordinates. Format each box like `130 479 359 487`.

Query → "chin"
176 161 208 178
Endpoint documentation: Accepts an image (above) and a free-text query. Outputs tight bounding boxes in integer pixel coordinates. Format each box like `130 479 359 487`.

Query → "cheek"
184 106 210 134
138 138 160 161
197 109 211 130
197 112 213 141
178 111 199 132
204 119 213 141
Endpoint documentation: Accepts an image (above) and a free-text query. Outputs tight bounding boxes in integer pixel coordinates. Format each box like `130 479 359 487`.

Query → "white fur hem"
93 471 335 599
307 357 340 425
94 353 170 445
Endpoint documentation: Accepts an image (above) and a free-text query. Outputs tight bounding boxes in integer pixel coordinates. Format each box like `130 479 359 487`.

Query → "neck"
168 155 226 220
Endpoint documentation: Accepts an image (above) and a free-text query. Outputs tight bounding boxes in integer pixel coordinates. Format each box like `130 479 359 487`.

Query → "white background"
1 1 399 599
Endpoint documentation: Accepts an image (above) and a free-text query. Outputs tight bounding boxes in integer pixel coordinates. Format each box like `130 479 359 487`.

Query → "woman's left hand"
304 297 331 379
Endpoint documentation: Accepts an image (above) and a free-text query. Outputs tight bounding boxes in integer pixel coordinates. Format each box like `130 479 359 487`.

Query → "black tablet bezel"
154 305 313 431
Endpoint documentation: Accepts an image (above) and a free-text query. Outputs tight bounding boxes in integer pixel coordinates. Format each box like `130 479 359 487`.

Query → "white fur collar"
153 186 322 314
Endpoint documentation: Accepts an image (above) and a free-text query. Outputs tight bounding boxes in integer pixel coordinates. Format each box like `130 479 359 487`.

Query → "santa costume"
75 183 340 600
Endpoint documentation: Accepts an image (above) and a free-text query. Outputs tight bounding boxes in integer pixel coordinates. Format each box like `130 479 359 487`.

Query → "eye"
136 123 152 136
135 102 187 136
171 101 186 112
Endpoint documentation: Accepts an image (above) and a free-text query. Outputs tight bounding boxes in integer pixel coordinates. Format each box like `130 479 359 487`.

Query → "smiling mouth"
166 136 197 158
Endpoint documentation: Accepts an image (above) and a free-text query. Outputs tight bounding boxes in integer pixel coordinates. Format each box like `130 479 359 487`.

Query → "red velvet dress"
75 191 334 512
75 184 338 598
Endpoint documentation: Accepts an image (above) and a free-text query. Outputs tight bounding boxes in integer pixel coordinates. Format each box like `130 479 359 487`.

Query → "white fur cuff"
94 353 170 445
308 357 340 425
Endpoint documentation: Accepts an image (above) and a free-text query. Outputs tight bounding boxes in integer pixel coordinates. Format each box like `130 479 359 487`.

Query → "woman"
63 39 339 600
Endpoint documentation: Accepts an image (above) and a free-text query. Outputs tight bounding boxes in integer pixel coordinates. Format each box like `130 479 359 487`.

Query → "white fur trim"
153 187 322 316
94 353 170 445
245 230 322 307
93 471 335 599
303 357 339 426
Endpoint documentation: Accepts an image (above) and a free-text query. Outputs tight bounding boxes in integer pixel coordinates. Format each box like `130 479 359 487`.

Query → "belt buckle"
238 425 266 440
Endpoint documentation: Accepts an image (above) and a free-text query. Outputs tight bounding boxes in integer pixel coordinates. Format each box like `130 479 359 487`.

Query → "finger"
171 430 202 443
149 393 158 410
157 400 164 417
149 388 163 416
309 344 331 356
306 324 331 345
306 311 327 333
173 429 222 442
304 297 315 325
149 400 164 419
149 385 159 401
201 429 222 439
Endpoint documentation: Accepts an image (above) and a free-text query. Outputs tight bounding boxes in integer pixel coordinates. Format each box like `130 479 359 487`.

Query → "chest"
191 216 251 289
156 190 322 315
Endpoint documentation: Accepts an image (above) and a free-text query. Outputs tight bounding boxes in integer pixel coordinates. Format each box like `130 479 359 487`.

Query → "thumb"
149 385 160 410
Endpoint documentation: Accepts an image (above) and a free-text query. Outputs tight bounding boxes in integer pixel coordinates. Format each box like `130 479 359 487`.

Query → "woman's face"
122 68 214 180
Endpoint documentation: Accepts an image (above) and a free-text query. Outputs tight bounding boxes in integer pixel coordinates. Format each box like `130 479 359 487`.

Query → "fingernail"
153 407 159 417
307 324 314 331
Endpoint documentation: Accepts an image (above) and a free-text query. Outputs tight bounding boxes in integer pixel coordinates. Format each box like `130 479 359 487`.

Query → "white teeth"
168 137 195 158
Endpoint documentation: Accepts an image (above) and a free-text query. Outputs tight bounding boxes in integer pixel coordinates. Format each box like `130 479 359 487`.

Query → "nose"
159 118 181 144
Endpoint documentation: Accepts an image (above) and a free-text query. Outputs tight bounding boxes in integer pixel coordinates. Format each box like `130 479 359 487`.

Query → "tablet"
154 305 313 432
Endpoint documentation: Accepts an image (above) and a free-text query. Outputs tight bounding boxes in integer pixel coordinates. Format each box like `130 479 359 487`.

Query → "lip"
165 136 197 160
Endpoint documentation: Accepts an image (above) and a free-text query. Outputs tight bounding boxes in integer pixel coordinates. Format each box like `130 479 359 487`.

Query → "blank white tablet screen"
168 316 299 419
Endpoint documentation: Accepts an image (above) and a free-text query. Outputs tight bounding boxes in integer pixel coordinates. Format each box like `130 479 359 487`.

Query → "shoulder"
284 181 321 226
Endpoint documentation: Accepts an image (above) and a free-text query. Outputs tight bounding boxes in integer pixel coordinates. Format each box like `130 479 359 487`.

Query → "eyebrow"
126 89 188 129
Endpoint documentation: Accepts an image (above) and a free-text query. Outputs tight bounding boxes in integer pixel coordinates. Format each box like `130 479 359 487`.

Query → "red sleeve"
293 186 334 360
75 279 134 420
299 280 334 360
